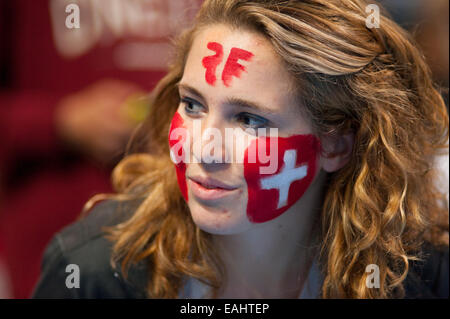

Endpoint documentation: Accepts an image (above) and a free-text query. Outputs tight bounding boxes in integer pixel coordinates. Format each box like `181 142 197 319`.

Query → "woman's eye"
181 97 204 115
235 113 269 129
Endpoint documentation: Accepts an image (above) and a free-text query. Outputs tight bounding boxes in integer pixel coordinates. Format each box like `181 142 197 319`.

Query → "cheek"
243 134 321 223
168 111 189 201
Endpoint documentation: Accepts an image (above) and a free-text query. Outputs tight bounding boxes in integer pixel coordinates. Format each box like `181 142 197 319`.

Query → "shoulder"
403 241 449 298
32 199 148 299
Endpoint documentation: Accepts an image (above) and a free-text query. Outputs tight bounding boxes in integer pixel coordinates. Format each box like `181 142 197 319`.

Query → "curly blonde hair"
87 0 449 298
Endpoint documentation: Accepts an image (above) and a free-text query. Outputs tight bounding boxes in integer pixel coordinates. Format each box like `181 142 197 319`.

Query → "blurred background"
0 0 448 299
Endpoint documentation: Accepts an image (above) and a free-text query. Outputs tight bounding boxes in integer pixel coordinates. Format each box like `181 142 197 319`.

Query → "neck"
212 169 327 298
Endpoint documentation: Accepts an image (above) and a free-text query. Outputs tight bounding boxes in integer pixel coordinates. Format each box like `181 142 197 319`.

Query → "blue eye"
181 97 204 115
235 112 269 129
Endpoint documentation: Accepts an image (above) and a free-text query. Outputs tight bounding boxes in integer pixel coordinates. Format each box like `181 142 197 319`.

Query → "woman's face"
171 24 323 235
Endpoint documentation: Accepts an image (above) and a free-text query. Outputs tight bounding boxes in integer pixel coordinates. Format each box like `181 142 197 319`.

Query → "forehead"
182 24 298 111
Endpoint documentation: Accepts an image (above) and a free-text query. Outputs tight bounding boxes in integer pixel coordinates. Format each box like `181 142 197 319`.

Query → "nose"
191 116 230 170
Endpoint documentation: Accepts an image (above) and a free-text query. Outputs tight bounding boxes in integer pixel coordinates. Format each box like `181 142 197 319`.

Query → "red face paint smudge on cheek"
222 47 254 87
201 42 224 86
168 112 189 201
243 135 321 223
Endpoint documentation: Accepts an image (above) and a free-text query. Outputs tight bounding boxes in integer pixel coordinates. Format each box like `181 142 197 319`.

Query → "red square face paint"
244 135 321 223
201 42 254 87
168 111 188 201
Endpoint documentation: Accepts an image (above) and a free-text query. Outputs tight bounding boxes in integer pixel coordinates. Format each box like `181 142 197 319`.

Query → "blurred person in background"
414 0 450 207
414 0 449 107
0 0 202 298
380 0 449 107
380 0 449 228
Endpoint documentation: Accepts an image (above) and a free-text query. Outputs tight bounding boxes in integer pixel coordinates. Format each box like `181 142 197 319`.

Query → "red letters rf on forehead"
202 42 254 87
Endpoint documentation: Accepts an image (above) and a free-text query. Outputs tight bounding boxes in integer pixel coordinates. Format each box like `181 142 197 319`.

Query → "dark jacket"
31 200 449 299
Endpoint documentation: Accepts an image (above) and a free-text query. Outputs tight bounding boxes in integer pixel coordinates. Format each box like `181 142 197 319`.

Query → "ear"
319 131 354 173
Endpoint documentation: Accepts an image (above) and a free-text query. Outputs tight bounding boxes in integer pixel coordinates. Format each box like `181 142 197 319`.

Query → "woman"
33 0 448 298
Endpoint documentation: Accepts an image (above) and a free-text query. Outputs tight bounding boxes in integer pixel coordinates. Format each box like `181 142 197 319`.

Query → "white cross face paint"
260 150 307 209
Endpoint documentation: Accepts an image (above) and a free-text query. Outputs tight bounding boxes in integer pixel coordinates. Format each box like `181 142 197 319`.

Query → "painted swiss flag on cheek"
244 135 321 223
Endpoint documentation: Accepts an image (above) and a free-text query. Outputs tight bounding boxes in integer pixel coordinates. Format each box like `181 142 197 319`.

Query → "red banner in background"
49 0 203 70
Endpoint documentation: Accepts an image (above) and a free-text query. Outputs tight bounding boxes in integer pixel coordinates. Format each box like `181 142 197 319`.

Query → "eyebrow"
176 82 278 115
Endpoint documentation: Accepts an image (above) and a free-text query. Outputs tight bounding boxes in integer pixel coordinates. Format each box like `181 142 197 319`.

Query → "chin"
188 199 251 235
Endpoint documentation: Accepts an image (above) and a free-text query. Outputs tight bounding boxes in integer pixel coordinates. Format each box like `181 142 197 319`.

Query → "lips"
188 176 239 201
189 176 237 190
